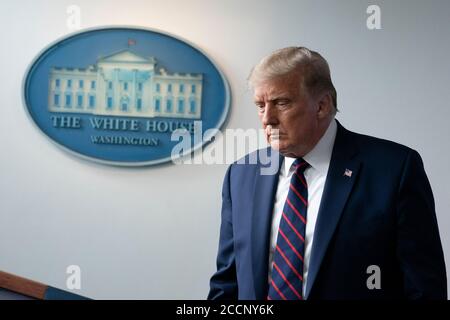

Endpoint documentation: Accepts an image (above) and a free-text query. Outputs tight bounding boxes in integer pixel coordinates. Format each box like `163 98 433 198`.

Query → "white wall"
1 0 449 299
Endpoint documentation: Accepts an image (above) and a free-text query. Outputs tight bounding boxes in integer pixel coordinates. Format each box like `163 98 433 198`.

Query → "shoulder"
343 126 417 163
335 122 427 182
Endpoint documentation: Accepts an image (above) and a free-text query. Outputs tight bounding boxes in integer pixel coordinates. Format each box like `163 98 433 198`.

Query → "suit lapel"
251 148 283 299
305 122 361 298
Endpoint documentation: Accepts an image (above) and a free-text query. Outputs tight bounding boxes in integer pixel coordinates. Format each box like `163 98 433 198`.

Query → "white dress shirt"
268 119 338 298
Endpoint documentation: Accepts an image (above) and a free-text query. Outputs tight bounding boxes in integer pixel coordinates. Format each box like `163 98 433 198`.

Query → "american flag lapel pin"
344 168 352 177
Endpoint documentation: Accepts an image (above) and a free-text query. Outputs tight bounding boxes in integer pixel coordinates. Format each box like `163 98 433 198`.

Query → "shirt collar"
282 119 338 176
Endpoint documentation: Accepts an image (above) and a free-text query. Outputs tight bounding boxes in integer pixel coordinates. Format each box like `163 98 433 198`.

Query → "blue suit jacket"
208 121 447 300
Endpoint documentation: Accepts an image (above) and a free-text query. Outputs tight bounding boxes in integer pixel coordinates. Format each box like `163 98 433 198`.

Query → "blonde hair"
248 47 338 113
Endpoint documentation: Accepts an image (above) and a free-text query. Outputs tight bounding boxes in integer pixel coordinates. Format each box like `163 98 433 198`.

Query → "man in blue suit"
208 47 447 300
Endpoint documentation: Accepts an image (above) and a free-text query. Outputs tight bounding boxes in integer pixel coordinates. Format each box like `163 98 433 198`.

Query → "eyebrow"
254 96 291 104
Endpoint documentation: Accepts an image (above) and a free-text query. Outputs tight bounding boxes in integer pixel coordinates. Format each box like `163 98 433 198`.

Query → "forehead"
252 73 303 99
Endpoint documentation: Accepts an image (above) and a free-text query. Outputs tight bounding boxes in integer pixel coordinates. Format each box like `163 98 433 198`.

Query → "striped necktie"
268 158 309 300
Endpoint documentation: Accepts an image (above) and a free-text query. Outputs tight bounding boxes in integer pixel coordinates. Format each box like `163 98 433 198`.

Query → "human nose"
261 103 278 127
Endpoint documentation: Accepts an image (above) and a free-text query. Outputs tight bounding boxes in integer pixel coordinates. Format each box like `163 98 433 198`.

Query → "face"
253 72 331 158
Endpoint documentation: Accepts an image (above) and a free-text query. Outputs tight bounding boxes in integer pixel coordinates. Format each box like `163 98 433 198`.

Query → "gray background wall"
0 0 449 299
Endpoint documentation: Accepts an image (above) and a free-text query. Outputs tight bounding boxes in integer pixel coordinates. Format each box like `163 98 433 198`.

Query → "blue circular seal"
23 26 230 166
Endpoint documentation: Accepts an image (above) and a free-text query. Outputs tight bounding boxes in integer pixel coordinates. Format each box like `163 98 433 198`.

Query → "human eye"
255 102 265 112
276 99 290 108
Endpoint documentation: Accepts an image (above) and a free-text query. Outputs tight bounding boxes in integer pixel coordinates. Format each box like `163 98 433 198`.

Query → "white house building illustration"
48 50 203 119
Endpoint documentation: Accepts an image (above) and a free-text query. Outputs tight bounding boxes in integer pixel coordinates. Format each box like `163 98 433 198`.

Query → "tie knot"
292 158 309 173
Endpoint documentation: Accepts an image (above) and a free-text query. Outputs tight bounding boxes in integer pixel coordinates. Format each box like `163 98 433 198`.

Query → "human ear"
317 93 333 119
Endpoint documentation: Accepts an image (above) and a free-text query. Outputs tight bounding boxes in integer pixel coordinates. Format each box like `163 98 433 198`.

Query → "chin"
269 140 279 150
270 141 299 157
270 140 289 153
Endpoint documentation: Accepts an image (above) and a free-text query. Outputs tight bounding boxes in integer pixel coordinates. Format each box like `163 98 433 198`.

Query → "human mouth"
266 126 282 139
